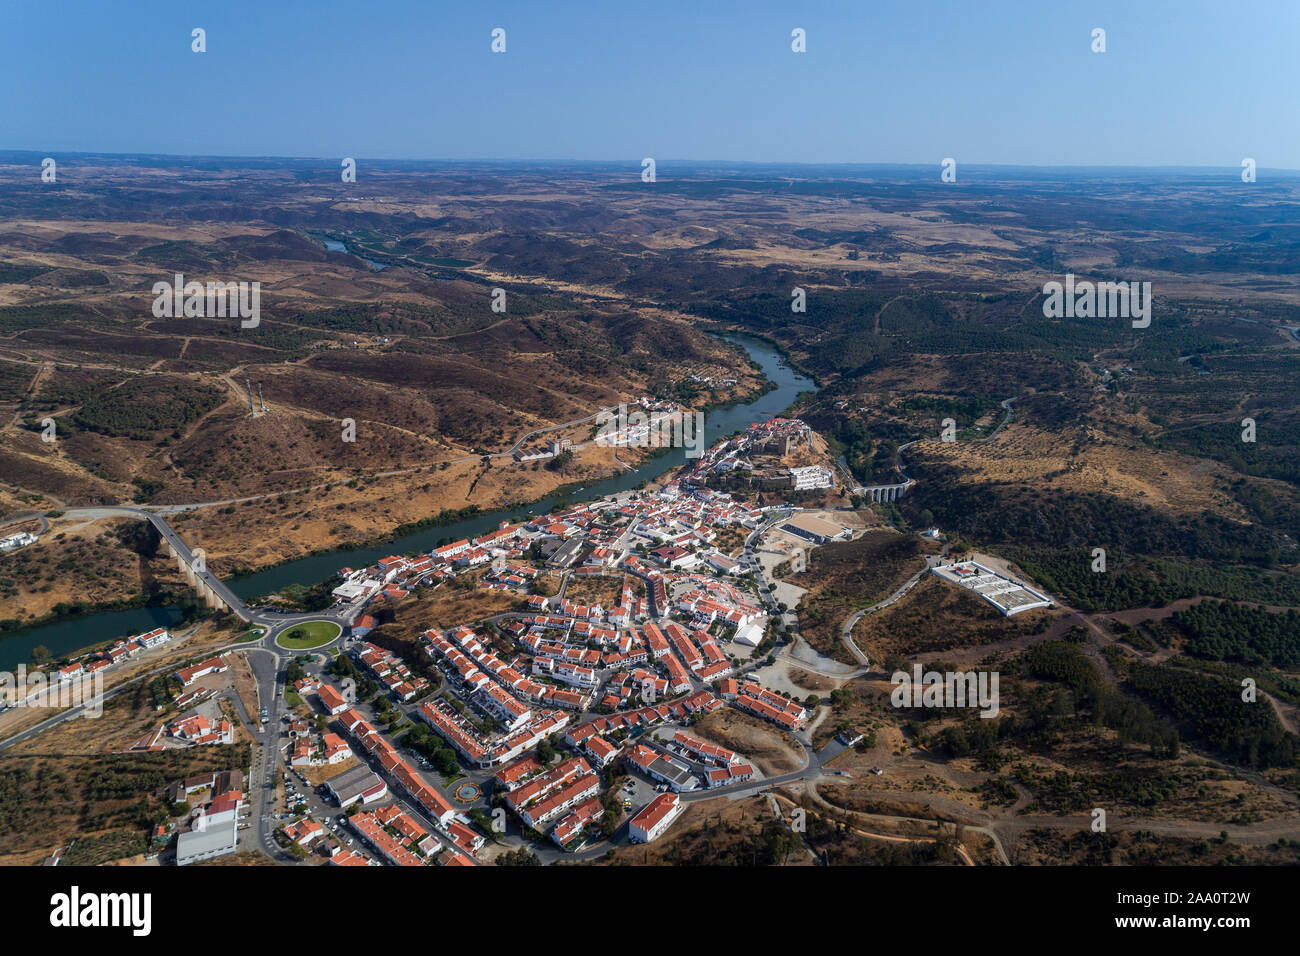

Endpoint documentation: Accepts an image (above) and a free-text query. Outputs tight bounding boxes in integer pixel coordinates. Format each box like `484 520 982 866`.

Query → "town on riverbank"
222 416 866 864
0 412 897 865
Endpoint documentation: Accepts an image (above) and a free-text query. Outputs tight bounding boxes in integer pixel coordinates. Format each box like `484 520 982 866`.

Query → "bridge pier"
165 533 229 614
862 481 914 504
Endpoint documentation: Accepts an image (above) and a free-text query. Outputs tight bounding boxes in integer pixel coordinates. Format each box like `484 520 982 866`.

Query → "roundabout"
274 620 343 650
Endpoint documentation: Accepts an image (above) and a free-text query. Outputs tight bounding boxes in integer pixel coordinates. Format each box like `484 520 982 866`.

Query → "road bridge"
143 513 254 621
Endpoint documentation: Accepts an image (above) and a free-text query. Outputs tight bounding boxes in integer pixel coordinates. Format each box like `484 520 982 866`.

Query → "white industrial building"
732 616 768 647
788 465 835 491
931 561 1053 616
628 793 685 844
175 820 238 866
0 531 36 553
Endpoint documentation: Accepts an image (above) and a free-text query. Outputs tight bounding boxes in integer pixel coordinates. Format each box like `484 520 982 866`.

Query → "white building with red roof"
629 793 684 843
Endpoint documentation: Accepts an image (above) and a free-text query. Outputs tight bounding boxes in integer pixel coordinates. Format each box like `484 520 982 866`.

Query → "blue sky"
4 0 1297 167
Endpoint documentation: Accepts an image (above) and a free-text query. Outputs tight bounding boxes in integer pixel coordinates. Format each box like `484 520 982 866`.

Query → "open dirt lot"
691 707 805 776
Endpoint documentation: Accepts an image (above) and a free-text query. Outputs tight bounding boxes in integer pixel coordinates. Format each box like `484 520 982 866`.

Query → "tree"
434 749 459 776
600 807 620 839
941 725 971 758
30 645 51 666
497 847 541 866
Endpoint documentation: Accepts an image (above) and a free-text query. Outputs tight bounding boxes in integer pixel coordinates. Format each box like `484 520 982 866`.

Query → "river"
320 237 388 271
0 335 811 669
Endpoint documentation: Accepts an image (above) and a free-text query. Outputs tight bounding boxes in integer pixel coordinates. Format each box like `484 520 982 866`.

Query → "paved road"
240 644 293 861
987 396 1016 441
0 403 624 533
0 619 230 749
144 509 358 633
681 734 840 805
209 617 356 862
840 550 948 665
0 659 169 751
889 394 1015 486
739 508 869 679
834 398 1016 658
0 503 357 635
0 592 345 864
739 508 791 609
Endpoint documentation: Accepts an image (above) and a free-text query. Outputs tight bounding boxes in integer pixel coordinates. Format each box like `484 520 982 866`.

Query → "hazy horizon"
5 0 1297 169
4 150 1299 177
